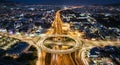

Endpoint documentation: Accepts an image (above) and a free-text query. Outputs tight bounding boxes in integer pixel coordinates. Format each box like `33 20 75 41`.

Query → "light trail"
0 6 119 65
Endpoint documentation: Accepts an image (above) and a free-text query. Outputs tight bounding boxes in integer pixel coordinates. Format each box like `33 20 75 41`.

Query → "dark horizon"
6 0 120 5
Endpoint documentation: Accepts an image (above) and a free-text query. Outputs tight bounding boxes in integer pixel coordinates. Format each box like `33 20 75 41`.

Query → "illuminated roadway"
44 9 83 65
0 32 43 65
0 30 120 65
45 8 120 65
0 7 119 65
38 35 81 54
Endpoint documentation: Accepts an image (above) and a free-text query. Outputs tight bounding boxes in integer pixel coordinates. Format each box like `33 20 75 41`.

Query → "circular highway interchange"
39 35 82 54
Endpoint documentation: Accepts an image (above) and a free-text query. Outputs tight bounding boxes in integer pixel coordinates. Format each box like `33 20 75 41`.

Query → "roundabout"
36 10 84 65
39 35 82 54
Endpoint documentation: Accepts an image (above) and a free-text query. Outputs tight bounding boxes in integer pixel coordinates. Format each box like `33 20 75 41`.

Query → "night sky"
8 0 120 5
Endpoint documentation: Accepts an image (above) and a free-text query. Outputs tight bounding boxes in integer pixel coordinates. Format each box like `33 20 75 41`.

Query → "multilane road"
0 8 120 65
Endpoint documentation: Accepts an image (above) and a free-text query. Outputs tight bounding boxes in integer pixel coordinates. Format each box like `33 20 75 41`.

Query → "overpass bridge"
0 8 120 65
